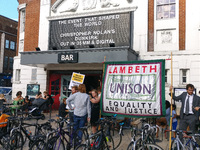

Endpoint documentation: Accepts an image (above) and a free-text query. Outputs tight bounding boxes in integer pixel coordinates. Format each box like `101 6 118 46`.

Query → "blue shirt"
166 108 170 125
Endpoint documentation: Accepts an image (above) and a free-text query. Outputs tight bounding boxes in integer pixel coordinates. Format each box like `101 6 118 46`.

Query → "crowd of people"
0 90 53 116
1 83 200 138
58 84 101 135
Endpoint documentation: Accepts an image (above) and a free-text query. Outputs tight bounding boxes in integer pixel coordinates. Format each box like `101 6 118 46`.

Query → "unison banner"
101 60 165 118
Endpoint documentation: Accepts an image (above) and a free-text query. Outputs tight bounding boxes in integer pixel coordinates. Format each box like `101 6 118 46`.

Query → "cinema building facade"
14 0 200 109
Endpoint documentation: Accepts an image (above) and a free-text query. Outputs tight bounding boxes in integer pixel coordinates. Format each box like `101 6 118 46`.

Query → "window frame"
31 68 37 81
3 56 8 70
5 40 9 49
20 9 26 33
15 69 21 82
9 57 13 70
156 0 176 20
180 69 189 84
165 69 168 83
10 41 15 50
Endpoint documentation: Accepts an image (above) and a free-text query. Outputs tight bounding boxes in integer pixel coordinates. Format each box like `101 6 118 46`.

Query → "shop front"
21 47 138 109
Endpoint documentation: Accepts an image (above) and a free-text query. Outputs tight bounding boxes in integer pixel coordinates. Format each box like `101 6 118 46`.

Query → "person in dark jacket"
169 84 200 133
90 89 100 134
59 98 69 118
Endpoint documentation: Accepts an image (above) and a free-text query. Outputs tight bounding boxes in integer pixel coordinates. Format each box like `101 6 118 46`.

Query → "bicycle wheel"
110 127 122 149
171 140 179 150
29 139 45 150
76 129 88 144
146 135 155 144
138 143 163 150
75 144 87 150
9 131 24 150
37 123 54 136
105 135 114 150
183 138 194 150
47 136 65 150
0 133 12 150
127 141 134 150
135 138 142 149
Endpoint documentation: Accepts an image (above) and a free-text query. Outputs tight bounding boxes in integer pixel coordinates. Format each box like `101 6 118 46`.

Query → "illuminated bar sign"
49 12 130 50
58 52 78 63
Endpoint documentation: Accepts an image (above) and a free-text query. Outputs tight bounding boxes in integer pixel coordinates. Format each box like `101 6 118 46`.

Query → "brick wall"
0 15 18 74
148 0 154 52
51 0 57 5
17 0 40 53
179 0 186 50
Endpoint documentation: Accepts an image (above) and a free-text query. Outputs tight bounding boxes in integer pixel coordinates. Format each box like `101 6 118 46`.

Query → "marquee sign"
49 12 130 50
101 60 166 118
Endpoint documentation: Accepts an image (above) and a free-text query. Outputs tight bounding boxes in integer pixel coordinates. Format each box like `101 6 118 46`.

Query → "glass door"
60 75 71 103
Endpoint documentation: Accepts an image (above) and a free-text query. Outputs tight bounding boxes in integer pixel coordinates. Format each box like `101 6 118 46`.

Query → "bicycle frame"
48 120 78 149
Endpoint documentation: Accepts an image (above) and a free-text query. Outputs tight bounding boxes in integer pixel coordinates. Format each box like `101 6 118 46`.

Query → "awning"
20 46 138 70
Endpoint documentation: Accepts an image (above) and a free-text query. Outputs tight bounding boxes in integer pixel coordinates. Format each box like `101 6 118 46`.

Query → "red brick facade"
17 0 40 54
51 0 57 5
148 0 154 52
179 0 186 50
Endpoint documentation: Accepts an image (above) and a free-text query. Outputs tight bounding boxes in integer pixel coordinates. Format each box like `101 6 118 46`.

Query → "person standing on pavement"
169 84 200 133
90 89 100 134
172 104 177 138
59 98 69 118
66 85 78 122
66 84 91 135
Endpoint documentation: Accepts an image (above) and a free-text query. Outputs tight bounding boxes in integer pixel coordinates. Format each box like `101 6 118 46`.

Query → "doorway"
49 72 102 110
60 75 71 101
84 74 102 94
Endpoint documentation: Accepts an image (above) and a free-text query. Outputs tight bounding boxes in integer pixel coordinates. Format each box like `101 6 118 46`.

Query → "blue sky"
0 0 19 21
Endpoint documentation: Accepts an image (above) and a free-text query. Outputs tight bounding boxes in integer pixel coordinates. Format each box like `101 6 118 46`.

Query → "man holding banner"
169 84 200 133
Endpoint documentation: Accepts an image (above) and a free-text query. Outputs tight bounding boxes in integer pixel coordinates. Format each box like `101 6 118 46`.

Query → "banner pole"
169 52 173 150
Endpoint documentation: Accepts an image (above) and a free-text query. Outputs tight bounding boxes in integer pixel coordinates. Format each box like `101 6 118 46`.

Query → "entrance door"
84 74 102 93
60 75 71 103
49 74 61 110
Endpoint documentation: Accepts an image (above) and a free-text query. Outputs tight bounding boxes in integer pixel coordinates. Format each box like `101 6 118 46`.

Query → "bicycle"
30 116 85 150
10 115 52 149
127 119 161 150
75 118 114 150
104 115 125 149
0 116 22 150
169 129 200 150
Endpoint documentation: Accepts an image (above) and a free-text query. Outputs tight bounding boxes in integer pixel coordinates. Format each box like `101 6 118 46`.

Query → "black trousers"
179 114 196 133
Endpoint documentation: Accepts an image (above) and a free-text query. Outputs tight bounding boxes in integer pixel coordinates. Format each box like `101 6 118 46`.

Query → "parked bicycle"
127 119 162 150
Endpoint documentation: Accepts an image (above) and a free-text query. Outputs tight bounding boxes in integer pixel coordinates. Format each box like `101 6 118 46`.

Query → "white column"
38 0 51 50
0 33 5 73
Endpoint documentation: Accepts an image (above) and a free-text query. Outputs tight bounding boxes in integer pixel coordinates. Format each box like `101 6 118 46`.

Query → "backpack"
0 114 10 127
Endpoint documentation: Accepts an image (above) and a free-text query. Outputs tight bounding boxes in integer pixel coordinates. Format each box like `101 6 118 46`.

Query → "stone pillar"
0 33 5 73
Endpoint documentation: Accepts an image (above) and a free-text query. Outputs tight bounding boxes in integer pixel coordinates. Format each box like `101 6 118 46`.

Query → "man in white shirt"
170 84 200 133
